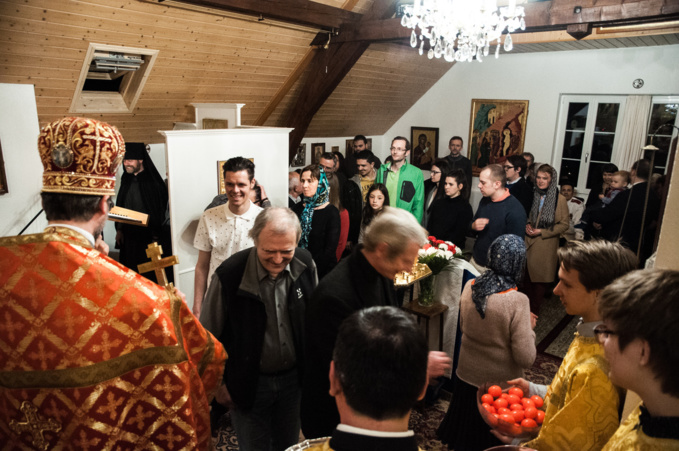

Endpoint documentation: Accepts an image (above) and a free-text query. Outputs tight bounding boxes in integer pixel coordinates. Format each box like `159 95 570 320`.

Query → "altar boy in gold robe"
0 117 226 450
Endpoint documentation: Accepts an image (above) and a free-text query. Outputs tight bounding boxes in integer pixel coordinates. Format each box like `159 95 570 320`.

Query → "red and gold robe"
0 227 226 450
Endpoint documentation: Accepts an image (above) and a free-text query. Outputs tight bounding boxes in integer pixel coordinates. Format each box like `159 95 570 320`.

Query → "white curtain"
615 95 652 171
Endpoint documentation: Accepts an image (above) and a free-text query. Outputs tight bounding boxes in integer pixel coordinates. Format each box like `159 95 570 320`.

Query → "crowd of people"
1 118 676 451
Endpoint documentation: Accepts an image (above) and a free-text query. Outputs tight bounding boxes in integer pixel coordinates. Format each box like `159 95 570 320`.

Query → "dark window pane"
591 134 614 162
595 103 620 132
586 163 607 190
566 103 588 130
562 131 585 159
643 143 669 168
559 160 580 186
648 103 678 133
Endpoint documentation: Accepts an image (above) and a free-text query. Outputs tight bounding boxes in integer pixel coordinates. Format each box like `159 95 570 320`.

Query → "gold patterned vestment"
602 403 679 450
0 227 226 450
523 333 620 450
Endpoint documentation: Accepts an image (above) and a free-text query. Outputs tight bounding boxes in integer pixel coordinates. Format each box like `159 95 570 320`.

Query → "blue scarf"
471 234 526 318
299 169 329 249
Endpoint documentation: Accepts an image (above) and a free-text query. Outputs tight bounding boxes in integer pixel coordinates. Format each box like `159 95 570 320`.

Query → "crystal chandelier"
400 0 526 63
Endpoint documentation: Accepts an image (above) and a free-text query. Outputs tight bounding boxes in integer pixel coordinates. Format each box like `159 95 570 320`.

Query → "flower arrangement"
418 236 463 275
416 236 464 306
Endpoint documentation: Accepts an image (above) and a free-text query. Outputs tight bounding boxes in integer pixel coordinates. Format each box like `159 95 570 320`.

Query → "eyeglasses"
390 147 406 152
503 165 514 170
593 324 618 343
430 170 441 175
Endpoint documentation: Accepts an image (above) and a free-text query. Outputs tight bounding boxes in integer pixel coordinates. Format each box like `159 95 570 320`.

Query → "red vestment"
0 227 226 450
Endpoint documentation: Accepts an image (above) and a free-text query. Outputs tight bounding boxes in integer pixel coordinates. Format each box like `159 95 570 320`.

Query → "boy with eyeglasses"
504 154 532 214
493 240 638 450
598 269 679 449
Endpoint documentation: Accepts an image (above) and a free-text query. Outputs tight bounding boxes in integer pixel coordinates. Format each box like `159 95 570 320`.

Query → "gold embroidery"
9 401 62 451
0 346 187 389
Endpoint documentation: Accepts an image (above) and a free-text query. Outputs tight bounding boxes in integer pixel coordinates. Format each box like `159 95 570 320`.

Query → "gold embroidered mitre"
38 117 125 196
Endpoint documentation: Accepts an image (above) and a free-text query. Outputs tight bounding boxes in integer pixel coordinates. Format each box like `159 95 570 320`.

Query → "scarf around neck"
299 169 329 249
529 166 559 229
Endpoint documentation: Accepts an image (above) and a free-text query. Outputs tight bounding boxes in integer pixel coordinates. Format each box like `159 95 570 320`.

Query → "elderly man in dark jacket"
301 207 452 439
200 207 318 451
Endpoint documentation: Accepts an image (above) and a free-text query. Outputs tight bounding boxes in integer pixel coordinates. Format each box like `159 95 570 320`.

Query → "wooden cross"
9 401 61 451
137 242 179 288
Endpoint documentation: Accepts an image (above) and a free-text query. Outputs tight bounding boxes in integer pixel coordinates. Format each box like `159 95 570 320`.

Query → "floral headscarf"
299 168 329 249
471 234 526 318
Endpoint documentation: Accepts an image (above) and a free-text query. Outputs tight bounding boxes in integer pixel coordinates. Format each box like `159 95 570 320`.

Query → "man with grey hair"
200 207 318 451
301 207 452 439
288 171 302 208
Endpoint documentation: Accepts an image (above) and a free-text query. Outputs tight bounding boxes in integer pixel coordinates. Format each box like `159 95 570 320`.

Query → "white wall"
384 45 679 169
0 84 45 237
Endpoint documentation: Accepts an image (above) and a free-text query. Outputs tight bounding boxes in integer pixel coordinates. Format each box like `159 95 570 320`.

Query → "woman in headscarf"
292 164 340 279
437 234 536 451
523 163 569 314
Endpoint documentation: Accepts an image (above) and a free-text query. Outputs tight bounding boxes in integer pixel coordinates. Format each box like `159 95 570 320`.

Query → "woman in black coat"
427 169 473 249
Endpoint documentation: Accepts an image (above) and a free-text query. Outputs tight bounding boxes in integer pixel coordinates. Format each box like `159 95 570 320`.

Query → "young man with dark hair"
504 154 532 214
471 164 526 271
375 136 425 222
193 156 262 316
297 306 428 450
0 117 226 450
350 149 377 205
598 269 679 449
495 240 638 450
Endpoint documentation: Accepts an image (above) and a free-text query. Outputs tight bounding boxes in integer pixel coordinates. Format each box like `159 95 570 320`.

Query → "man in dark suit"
592 159 660 263
295 307 428 451
300 207 452 439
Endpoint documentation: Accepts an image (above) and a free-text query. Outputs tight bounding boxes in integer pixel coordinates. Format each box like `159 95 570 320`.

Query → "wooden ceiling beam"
164 0 360 29
329 0 679 44
285 0 396 162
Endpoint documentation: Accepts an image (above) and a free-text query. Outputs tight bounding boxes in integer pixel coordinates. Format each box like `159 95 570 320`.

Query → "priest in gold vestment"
0 117 226 450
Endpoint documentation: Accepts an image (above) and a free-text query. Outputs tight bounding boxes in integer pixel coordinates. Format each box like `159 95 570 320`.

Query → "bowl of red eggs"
477 383 545 439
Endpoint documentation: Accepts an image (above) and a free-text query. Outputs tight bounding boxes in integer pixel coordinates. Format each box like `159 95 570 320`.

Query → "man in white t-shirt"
193 157 263 316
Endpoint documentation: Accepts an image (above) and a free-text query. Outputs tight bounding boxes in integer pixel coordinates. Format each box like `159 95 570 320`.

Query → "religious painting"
410 127 439 171
202 118 228 129
292 143 306 167
345 138 373 158
0 139 7 194
217 158 253 194
469 99 529 176
312 143 325 164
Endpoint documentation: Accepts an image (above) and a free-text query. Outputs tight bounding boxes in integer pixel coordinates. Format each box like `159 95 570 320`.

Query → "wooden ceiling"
1 0 678 157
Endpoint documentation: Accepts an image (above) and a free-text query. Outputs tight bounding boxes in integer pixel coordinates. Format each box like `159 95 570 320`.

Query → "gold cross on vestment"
137 242 179 288
9 401 62 451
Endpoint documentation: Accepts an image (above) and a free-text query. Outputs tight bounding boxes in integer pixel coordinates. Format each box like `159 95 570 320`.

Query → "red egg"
511 409 525 423
531 395 544 408
506 394 521 405
536 410 545 424
500 413 516 425
521 418 538 428
509 403 524 411
481 394 494 404
488 385 503 398
524 406 538 420
494 398 509 410
508 386 524 398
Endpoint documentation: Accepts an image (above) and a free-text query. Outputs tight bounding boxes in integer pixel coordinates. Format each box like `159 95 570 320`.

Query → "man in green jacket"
375 136 425 222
